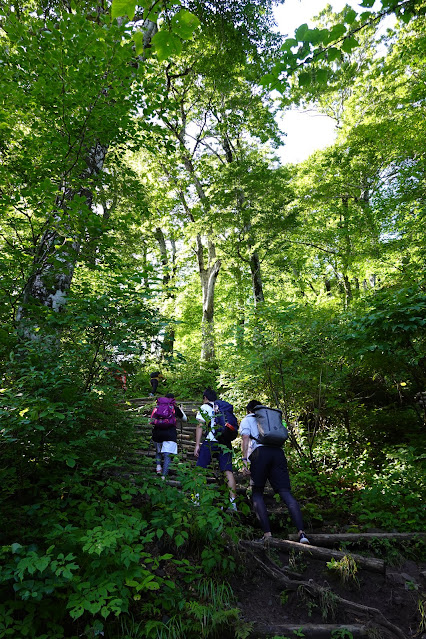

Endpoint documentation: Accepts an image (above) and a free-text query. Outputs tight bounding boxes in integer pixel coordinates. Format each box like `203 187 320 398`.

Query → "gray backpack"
253 405 288 446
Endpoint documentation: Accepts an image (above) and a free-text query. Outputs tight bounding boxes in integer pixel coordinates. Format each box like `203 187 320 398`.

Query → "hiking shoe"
227 501 238 512
156 465 162 474
252 536 272 544
191 493 200 506
298 532 310 544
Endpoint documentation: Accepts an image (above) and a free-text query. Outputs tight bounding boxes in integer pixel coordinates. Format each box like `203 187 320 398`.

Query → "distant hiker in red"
151 394 187 479
109 365 127 391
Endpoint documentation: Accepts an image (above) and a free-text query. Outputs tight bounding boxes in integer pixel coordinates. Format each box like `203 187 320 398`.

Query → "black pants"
250 446 304 534
150 378 159 393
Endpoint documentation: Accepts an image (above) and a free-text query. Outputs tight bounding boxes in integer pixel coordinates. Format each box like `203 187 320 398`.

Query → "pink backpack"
150 397 176 428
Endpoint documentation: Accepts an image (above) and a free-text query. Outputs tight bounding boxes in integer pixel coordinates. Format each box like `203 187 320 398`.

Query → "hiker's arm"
241 434 250 475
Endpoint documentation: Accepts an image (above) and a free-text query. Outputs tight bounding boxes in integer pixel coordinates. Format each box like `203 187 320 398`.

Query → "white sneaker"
191 493 200 506
298 532 310 544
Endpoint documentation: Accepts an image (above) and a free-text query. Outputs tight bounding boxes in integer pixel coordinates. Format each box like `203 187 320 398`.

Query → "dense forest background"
0 0 425 637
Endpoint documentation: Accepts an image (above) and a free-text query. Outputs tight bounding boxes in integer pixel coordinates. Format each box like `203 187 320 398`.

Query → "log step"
242 539 386 573
287 532 426 545
254 624 367 638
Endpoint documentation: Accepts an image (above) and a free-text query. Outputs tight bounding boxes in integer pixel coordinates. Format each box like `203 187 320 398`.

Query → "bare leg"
224 470 236 500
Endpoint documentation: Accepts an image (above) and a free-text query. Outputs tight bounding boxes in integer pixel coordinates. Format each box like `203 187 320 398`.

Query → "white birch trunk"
17 19 158 325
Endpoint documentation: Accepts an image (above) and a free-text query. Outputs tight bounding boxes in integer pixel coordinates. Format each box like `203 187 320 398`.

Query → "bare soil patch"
230 536 426 638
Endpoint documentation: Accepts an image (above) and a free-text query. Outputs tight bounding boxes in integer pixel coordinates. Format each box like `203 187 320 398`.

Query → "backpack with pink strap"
150 396 177 428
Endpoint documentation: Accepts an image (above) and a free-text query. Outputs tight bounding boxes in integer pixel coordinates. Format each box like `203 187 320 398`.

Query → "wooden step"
287 532 426 545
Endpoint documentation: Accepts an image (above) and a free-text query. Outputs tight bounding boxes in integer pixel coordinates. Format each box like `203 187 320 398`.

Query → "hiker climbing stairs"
126 397 200 458
123 397 309 511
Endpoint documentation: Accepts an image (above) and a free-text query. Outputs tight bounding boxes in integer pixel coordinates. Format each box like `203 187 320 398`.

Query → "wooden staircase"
123 397 283 500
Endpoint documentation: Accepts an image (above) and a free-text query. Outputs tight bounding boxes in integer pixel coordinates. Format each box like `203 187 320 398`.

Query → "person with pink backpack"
150 394 187 479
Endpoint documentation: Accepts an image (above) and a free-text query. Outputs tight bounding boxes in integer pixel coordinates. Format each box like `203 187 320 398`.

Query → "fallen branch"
242 538 386 573
287 532 426 546
254 623 367 638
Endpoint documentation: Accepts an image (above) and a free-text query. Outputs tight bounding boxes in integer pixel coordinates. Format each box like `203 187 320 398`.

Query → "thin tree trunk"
154 227 176 357
199 237 221 361
341 197 352 309
233 267 245 349
249 250 264 304
176 175 220 361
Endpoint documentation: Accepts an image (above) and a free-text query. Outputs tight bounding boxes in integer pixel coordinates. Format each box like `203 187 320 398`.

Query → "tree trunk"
154 227 176 357
223 137 265 307
199 237 221 361
17 143 106 326
173 151 221 361
250 250 264 304
341 197 352 309
16 19 157 324
233 267 245 349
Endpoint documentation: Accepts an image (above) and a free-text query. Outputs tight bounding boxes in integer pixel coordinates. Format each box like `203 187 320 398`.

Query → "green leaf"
298 72 311 87
125 579 139 587
11 543 23 554
259 73 278 87
360 0 375 7
66 457 76 468
133 31 144 55
151 31 182 61
295 23 308 41
170 9 200 40
35 557 50 573
281 38 298 51
344 9 358 24
329 23 347 41
327 47 341 62
315 69 328 85
164 579 176 589
400 10 413 24
341 36 359 53
306 28 322 44
111 0 136 20
175 535 185 547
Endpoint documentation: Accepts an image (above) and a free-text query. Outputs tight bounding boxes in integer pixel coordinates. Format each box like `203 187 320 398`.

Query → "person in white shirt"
240 399 309 544
194 388 237 510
